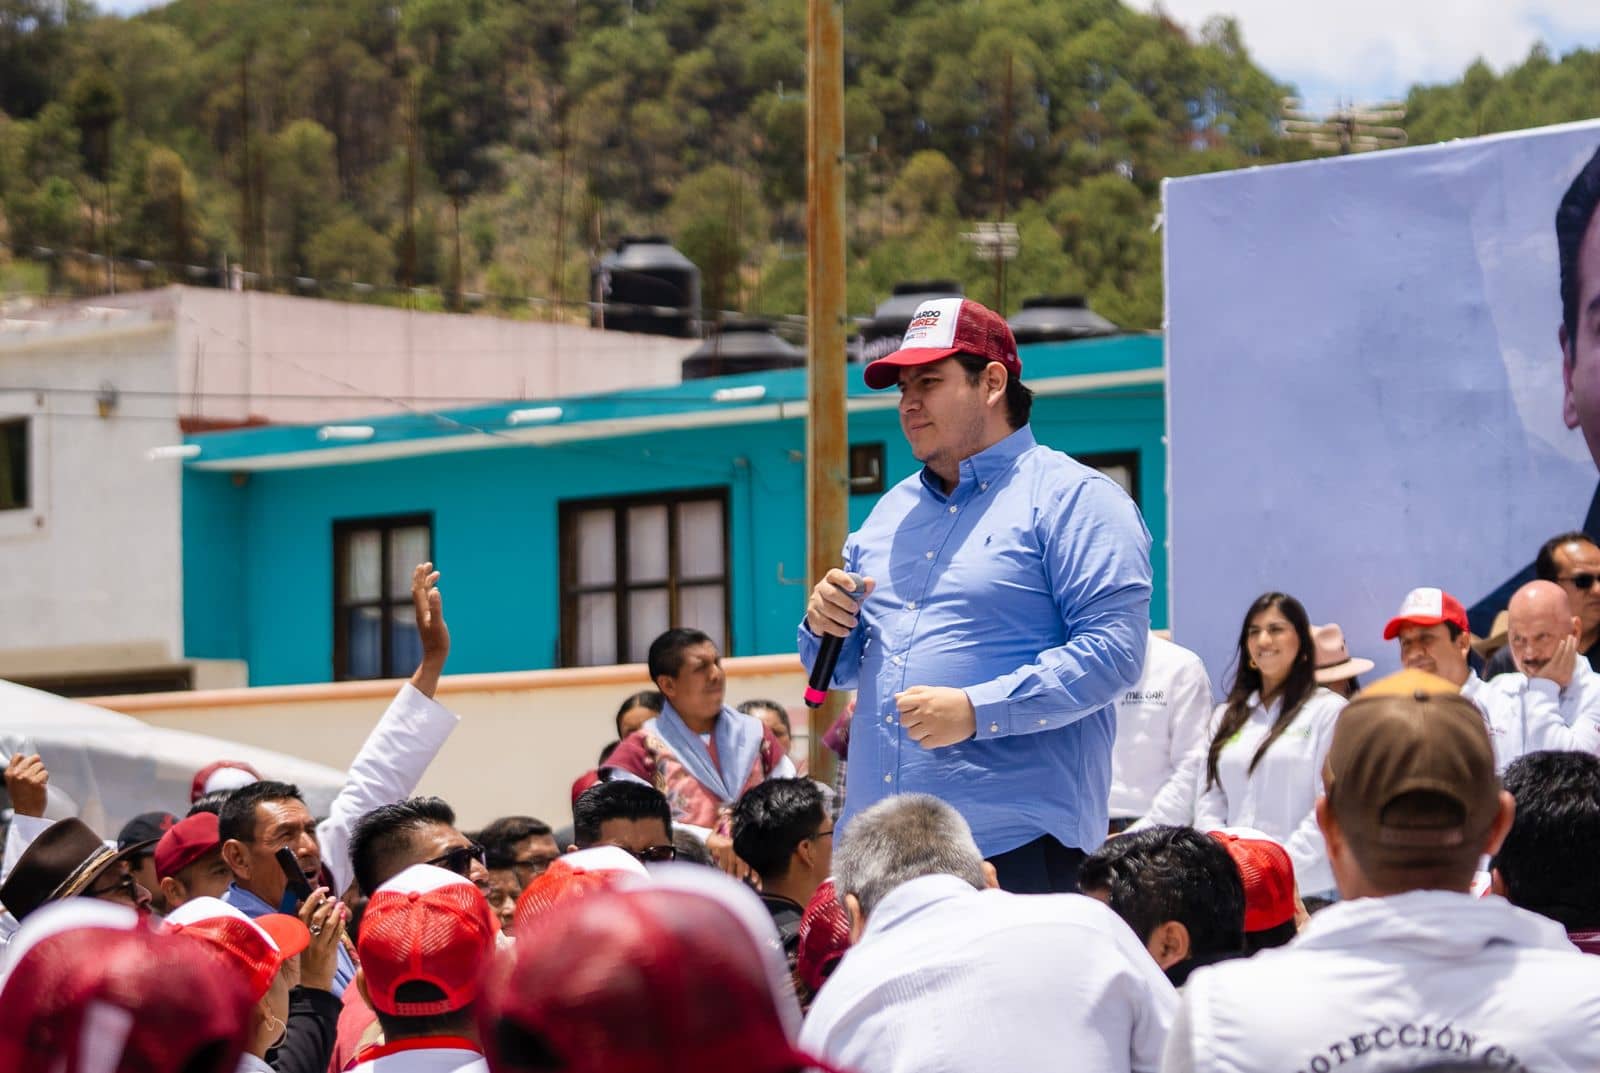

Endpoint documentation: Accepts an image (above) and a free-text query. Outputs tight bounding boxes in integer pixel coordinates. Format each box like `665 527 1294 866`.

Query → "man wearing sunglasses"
1484 533 1600 680
571 780 677 866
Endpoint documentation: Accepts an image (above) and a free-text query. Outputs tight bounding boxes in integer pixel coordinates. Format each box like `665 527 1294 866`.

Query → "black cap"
116 811 178 853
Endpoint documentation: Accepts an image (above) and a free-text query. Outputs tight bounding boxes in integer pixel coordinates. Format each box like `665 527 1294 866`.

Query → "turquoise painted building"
182 335 1167 686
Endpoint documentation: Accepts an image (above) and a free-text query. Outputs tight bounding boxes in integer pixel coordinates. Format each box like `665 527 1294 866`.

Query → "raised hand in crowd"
4 753 48 818
296 886 349 993
408 562 451 699
805 568 876 638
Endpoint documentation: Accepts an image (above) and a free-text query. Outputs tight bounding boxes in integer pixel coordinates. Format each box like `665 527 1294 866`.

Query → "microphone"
804 573 865 708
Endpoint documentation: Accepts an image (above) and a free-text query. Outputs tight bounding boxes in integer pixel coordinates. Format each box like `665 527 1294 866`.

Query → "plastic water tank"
681 319 804 380
591 236 702 338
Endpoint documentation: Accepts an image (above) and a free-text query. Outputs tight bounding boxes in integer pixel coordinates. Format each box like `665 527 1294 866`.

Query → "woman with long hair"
1195 592 1346 896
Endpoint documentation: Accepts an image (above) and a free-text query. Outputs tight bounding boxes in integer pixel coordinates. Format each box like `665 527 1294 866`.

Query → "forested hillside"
1 0 1597 330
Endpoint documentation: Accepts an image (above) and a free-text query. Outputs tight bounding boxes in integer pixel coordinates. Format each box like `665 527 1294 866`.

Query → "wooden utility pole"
805 0 848 784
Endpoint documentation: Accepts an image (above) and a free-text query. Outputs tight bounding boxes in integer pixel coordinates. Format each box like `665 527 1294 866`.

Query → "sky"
96 0 1600 118
1139 0 1600 113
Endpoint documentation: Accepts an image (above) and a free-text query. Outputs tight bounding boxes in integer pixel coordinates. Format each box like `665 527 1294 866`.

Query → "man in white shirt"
1110 633 1214 829
1384 587 1524 769
1485 580 1600 755
801 794 1175 1073
1164 670 1600 1073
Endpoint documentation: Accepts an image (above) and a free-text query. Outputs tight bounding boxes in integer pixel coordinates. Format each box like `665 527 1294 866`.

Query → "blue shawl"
652 701 765 804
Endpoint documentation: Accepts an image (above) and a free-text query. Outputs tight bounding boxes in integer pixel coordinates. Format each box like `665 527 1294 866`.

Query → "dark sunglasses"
86 870 140 903
1562 573 1600 591
631 844 677 864
426 843 487 877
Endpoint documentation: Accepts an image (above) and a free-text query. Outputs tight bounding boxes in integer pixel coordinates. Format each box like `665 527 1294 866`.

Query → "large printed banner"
1165 119 1600 689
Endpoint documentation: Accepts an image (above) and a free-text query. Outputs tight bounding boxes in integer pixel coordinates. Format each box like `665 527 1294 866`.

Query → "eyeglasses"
807 828 836 843
631 844 677 864
86 870 140 903
1560 573 1600 591
426 843 487 877
512 856 557 879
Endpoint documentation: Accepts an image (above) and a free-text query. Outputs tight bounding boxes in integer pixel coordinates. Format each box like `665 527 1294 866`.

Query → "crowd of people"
9 159 1600 1070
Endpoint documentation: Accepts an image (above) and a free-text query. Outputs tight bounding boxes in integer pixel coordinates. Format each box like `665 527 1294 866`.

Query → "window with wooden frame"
560 489 730 667
333 514 433 681
0 418 28 511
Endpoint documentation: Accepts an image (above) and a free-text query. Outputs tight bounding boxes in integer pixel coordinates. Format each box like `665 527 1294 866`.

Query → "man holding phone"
219 562 461 999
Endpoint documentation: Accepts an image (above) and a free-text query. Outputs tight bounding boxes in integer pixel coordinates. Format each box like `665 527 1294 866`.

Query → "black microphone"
804 572 864 708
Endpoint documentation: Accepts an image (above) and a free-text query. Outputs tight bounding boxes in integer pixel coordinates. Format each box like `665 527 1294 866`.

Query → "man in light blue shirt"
800 297 1151 892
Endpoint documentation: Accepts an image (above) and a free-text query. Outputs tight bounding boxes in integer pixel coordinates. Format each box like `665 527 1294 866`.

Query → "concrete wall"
0 309 187 678
173 288 699 424
95 655 811 830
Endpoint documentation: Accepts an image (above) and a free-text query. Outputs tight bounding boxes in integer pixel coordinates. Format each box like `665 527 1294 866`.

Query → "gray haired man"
799 794 1174 1073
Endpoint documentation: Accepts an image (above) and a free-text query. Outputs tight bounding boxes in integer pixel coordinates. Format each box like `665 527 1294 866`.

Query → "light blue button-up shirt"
223 882 355 997
799 425 1151 855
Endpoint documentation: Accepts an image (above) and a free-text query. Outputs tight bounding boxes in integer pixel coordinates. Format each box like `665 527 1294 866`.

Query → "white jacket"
1110 635 1215 820
1166 890 1600 1073
1193 688 1345 894
801 874 1175 1073
1482 658 1600 761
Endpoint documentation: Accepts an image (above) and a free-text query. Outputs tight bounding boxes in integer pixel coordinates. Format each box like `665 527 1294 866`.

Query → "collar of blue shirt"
917 425 1037 500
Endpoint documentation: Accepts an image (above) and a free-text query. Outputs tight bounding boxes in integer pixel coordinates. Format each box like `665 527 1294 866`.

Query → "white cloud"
1141 0 1600 107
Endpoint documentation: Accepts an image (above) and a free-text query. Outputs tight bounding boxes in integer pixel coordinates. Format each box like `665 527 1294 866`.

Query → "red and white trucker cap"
863 297 1021 389
1383 587 1469 640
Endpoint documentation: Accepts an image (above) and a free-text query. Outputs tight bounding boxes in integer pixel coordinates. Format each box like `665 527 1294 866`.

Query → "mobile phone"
276 847 315 910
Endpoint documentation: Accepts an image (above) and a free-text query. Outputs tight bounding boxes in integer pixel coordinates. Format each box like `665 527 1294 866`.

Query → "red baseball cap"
165 896 310 1000
795 878 851 998
512 850 644 937
863 297 1021 389
479 887 849 1073
359 863 498 1017
0 905 254 1073
155 812 223 880
1209 830 1297 932
190 760 261 803
1383 587 1470 640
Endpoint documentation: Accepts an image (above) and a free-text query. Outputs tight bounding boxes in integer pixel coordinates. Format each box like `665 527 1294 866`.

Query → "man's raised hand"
409 562 450 698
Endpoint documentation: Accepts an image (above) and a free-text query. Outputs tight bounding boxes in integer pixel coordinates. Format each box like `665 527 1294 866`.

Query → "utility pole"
805 0 847 784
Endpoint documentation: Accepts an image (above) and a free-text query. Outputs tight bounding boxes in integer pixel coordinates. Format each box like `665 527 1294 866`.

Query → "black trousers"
987 834 1085 894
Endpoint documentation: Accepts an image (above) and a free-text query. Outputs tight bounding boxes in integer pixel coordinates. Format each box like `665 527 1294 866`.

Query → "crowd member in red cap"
1207 830 1302 954
332 796 491 1072
193 759 266 804
1080 825 1246 986
510 846 643 937
794 878 851 1011
478 886 847 1073
348 863 498 1073
156 811 235 911
802 794 1174 1073
0 901 256 1073
1165 671 1600 1073
801 296 1152 894
167 896 322 1073
1384 586 1526 769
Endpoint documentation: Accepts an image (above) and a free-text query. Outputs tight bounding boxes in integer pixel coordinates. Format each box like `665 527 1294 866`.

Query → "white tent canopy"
0 679 346 839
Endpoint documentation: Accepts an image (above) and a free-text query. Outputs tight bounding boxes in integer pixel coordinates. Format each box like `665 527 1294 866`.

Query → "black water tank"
591 236 702 338
853 280 963 363
1007 295 1120 344
681 319 805 380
